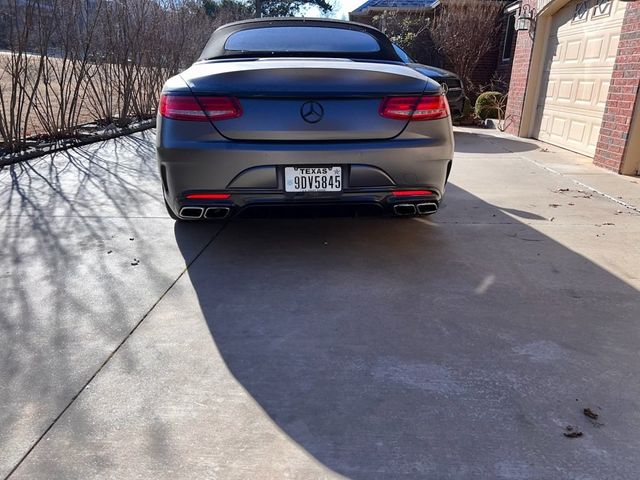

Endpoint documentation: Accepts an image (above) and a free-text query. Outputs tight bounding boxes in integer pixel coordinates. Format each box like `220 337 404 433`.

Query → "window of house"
502 14 516 62
572 0 590 23
593 0 612 18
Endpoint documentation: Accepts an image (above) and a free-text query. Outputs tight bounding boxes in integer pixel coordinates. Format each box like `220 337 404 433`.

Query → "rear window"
224 27 381 53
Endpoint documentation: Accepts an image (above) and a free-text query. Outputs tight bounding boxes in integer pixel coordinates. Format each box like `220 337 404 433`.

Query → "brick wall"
504 0 536 136
593 1 640 172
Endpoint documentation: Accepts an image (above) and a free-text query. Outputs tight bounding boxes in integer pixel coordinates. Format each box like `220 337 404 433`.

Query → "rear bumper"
171 189 443 219
157 116 454 217
159 148 451 218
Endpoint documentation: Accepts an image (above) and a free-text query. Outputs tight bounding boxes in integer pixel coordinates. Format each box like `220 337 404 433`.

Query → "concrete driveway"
1 129 639 479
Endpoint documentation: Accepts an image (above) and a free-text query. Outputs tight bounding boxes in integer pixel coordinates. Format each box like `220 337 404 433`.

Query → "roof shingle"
351 0 440 14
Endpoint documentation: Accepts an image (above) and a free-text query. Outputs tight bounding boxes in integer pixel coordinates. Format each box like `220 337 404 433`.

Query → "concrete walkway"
1 128 639 479
458 126 640 210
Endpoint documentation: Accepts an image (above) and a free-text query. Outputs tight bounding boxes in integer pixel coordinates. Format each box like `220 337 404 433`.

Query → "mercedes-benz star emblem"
440 82 449 95
300 101 324 124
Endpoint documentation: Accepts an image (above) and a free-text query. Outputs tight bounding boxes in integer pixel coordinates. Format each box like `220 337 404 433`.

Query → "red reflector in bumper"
185 193 231 200
392 190 433 197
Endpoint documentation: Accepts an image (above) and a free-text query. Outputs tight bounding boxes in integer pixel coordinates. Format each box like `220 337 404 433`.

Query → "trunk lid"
179 58 435 141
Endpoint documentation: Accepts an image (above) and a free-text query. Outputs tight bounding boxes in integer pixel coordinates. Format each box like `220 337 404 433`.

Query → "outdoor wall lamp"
515 4 536 31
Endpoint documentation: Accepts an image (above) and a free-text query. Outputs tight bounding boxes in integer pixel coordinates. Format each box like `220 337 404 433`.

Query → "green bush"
475 91 504 120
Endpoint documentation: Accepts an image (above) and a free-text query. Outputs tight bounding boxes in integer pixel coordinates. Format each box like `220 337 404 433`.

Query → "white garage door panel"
533 0 626 157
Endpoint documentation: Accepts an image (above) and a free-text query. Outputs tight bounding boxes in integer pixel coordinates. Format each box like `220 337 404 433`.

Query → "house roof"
351 0 440 14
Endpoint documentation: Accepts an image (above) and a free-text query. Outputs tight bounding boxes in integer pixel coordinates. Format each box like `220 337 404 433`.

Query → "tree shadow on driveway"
0 131 219 478
174 184 640 479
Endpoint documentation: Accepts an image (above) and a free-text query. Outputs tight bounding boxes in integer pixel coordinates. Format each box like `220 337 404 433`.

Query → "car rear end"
441 77 464 118
156 19 454 220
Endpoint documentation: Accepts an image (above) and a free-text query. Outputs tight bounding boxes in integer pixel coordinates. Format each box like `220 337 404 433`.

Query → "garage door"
533 0 626 157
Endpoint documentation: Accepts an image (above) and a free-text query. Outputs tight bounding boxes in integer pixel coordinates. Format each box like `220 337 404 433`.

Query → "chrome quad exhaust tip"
179 206 204 219
416 202 438 215
393 203 417 216
204 207 230 219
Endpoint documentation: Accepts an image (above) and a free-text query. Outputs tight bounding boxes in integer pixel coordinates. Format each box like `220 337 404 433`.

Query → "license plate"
285 166 342 192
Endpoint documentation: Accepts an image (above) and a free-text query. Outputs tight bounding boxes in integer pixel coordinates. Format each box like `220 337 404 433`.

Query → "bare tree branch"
429 0 505 94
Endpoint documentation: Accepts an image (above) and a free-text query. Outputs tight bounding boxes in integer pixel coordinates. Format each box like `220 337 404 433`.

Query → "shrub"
475 91 504 120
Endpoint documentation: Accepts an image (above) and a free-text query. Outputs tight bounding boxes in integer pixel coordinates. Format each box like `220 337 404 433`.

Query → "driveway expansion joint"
2 222 230 480
481 135 640 213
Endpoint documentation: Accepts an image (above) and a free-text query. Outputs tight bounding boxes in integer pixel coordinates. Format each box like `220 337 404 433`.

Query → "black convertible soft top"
198 18 402 62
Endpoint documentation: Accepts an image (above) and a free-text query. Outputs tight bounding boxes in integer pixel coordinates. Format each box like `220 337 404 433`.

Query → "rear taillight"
379 95 449 121
159 94 242 122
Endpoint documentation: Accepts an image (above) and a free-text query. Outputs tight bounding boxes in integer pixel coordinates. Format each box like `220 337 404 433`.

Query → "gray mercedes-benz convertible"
156 18 454 220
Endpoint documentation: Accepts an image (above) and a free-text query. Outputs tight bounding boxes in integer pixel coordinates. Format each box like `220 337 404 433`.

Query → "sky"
301 0 365 20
